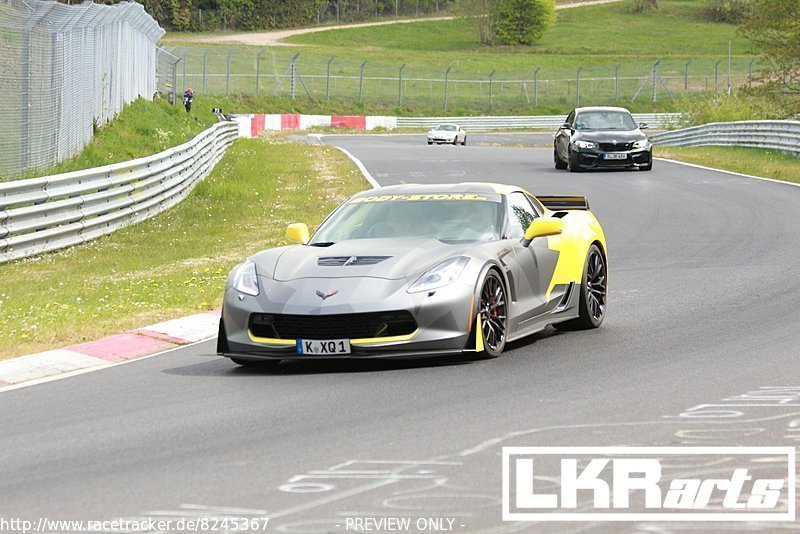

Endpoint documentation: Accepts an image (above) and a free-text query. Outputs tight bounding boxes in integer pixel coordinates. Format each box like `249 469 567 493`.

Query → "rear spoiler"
535 195 590 211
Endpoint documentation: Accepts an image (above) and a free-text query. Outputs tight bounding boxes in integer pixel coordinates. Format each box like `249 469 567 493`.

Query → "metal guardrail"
650 120 800 155
395 113 682 130
0 121 238 264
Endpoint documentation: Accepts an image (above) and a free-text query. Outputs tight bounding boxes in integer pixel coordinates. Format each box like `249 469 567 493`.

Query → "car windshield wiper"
308 241 335 247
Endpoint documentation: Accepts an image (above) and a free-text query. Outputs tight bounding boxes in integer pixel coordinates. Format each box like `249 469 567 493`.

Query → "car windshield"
436 125 457 131
575 111 637 131
310 193 503 244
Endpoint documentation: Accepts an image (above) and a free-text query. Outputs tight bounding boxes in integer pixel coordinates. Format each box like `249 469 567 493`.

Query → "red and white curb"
234 114 396 137
0 311 220 392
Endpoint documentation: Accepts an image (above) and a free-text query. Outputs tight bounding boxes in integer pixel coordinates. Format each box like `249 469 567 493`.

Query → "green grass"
162 0 756 115
657 146 800 184
0 138 368 359
4 97 222 182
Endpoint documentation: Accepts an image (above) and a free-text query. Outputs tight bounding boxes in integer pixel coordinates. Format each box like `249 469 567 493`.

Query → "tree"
455 0 504 45
739 0 800 94
496 0 554 45
632 0 658 13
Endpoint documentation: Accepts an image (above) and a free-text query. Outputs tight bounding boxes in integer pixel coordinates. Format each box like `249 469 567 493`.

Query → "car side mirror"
560 122 571 130
521 218 564 247
286 222 310 244
639 123 649 130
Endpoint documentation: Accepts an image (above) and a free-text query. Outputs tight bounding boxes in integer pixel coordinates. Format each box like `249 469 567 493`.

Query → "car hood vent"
317 256 392 267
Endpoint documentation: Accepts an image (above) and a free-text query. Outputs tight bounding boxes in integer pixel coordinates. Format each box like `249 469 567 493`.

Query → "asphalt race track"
2 135 799 532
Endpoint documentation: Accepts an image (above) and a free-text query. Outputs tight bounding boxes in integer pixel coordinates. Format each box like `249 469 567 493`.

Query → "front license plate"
603 153 628 160
297 339 351 355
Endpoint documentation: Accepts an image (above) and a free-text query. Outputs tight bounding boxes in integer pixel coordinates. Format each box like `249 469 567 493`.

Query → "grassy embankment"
162 0 751 115
0 101 367 359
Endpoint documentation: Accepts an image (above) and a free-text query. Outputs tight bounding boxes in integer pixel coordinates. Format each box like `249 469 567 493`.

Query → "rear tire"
461 136 467 146
554 244 606 331
554 148 568 170
230 357 282 369
476 271 508 358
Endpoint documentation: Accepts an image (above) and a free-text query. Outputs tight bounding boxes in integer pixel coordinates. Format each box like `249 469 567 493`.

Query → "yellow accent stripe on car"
475 314 484 352
247 331 296 346
351 330 419 346
542 211 607 301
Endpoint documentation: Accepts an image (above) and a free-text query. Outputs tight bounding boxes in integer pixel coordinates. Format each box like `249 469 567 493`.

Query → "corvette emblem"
316 289 339 301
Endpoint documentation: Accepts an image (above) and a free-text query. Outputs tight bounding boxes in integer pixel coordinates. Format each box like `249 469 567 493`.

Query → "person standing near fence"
183 88 194 113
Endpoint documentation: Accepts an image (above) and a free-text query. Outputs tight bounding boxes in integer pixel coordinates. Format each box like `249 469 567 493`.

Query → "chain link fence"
0 0 164 178
168 46 758 114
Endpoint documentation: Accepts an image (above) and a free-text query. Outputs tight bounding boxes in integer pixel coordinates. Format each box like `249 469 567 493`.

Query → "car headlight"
408 256 470 294
574 140 598 150
633 139 650 149
232 260 260 296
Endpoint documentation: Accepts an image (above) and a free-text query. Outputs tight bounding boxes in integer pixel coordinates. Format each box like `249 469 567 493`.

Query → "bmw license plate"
297 339 351 355
603 153 627 160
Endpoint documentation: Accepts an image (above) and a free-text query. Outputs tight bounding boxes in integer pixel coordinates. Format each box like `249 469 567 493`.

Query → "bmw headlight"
232 260 260 296
633 139 650 149
408 256 470 294
574 140 598 150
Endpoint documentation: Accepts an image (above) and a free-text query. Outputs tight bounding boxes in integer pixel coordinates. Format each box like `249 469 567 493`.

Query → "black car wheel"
461 136 467 146
554 148 567 170
555 244 606 330
452 137 458 146
477 271 508 358
427 140 432 145
568 149 584 173
230 357 282 369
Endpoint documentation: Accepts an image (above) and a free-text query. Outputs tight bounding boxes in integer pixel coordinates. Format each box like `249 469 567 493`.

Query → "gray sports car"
217 183 608 367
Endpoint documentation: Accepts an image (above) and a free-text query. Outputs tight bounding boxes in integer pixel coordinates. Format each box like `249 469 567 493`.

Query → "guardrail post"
398 63 405 105
444 66 452 112
684 60 691 92
359 60 367 103
488 70 496 112
256 49 265 96
327 56 335 100
714 60 721 92
614 64 621 101
226 52 233 95
576 66 583 107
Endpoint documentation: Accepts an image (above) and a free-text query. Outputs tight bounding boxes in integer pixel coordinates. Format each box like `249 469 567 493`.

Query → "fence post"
202 51 208 94
748 58 755 88
359 60 367 102
398 64 405 105
727 40 732 96
614 64 621 101
652 59 661 102
576 66 583 107
226 52 233 95
172 57 180 106
182 53 187 93
488 70 495 112
533 67 540 108
326 56 335 100
714 60 721 92
444 66 452 112
256 49 265 96
684 60 691 92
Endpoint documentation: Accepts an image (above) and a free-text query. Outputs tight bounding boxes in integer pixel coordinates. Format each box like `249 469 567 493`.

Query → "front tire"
230 357 282 369
568 149 583 173
555 244 606 330
476 270 508 358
